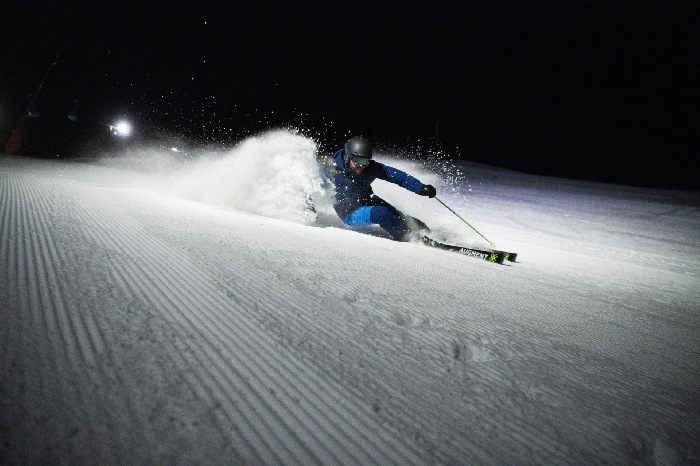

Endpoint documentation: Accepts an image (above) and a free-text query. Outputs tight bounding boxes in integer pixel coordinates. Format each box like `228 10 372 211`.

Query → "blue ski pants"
342 197 409 240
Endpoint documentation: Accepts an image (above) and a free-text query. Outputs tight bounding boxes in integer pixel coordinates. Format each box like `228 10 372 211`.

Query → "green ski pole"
434 196 495 247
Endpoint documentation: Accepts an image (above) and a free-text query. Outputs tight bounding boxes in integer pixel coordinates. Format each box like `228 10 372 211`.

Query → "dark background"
2 1 699 189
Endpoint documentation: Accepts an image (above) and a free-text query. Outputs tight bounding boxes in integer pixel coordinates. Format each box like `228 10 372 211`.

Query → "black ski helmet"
344 136 373 165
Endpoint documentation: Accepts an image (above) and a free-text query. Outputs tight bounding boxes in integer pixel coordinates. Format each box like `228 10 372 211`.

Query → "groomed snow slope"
1 143 699 464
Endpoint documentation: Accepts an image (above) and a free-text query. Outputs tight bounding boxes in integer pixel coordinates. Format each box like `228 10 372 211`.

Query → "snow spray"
169 129 325 223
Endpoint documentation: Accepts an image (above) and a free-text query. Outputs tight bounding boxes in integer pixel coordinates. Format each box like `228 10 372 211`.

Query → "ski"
421 237 516 264
501 250 518 262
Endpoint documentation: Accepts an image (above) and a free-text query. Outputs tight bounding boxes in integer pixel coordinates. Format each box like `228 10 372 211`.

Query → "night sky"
2 1 699 189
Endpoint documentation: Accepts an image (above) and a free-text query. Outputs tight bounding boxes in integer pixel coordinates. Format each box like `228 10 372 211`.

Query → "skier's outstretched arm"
377 163 436 198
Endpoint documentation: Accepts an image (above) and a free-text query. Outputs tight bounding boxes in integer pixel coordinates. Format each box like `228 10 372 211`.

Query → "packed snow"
1 130 699 464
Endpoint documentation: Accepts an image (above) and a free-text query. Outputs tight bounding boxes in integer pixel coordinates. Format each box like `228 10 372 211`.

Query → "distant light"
112 121 131 137
171 147 180 152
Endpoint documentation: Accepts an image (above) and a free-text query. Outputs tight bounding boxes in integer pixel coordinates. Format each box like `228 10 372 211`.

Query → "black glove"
420 184 436 198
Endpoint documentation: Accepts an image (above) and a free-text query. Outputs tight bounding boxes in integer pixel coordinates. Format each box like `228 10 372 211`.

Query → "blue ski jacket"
329 148 425 219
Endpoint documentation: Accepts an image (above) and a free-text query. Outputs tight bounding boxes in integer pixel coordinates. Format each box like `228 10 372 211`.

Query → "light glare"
112 121 131 137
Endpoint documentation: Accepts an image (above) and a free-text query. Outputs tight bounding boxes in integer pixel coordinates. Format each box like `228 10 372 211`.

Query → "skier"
329 136 436 241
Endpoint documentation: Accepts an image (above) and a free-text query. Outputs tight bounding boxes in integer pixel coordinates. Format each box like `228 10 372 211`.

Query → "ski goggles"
350 154 370 167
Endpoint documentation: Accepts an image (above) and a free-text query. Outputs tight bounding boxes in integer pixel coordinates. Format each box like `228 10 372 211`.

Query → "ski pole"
434 196 495 247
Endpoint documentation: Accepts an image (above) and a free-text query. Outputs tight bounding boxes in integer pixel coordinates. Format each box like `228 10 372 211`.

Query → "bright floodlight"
112 121 132 137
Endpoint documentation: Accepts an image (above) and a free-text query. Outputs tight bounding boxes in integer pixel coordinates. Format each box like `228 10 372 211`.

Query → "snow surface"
1 130 699 464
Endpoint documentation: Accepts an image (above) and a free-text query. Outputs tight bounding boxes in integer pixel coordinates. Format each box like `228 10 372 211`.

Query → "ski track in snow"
1 155 700 465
